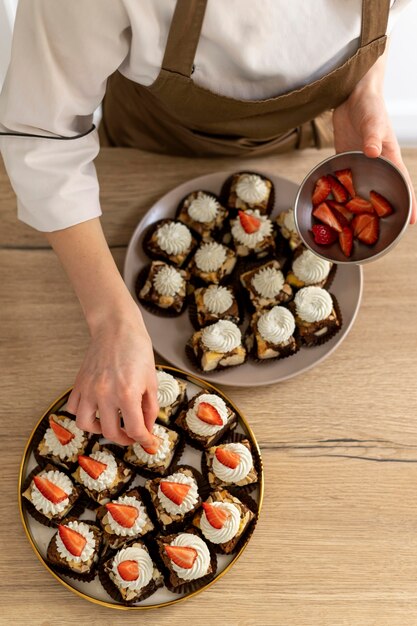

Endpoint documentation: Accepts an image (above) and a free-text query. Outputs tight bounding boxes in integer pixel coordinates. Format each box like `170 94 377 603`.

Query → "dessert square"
204 440 258 490
96 488 155 551
245 306 299 361
176 190 227 240
286 247 333 289
123 423 181 476
72 443 133 505
276 208 302 250
155 369 187 425
230 210 276 258
193 284 240 328
143 219 197 267
136 261 189 315
21 463 83 527
46 518 102 581
100 541 164 604
223 172 274 215
189 241 237 284
175 390 237 449
290 286 341 346
187 320 247 372
36 412 91 471
240 260 293 310
193 489 255 554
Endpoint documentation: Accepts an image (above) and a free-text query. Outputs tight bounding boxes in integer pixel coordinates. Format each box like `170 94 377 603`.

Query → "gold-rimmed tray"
18 366 264 610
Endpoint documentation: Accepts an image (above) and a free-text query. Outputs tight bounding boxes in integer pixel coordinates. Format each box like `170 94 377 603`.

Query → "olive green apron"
100 0 389 156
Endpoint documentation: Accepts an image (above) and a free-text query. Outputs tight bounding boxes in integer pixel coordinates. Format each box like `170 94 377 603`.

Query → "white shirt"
0 0 408 232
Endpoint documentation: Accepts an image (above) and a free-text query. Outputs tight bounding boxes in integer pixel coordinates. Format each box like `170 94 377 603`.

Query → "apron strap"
161 0 208 77
360 0 390 46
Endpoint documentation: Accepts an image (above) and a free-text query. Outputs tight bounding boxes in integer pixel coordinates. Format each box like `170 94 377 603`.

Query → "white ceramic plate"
124 172 363 387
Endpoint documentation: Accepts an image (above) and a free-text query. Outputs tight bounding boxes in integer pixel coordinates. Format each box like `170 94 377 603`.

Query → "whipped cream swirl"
236 174 268 204
168 533 211 581
231 210 272 247
106 495 148 537
156 370 180 408
185 393 229 436
201 320 241 353
157 472 199 515
112 546 154 591
294 286 333 323
78 450 118 491
44 416 85 460
200 502 241 544
212 443 254 484
133 424 171 464
257 306 295 344
31 469 73 515
188 192 220 223
155 222 192 256
292 249 331 284
251 266 284 298
153 265 184 297
203 285 233 315
56 520 96 563
194 242 227 272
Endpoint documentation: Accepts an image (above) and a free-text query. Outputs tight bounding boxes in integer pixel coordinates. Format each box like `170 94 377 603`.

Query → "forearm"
350 40 389 100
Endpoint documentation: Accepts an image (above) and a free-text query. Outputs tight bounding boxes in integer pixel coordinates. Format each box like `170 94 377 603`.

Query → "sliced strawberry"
311 224 338 245
330 207 349 228
105 502 139 528
328 175 349 203
117 560 139 581
33 475 68 504
238 210 261 234
369 190 394 217
215 446 241 469
49 415 74 446
356 215 379 245
164 545 197 569
196 402 223 426
312 176 331 205
346 196 374 214
78 455 107 480
352 214 374 237
202 502 230 529
58 524 87 557
312 202 343 233
141 437 161 455
327 201 353 223
160 481 191 505
334 169 356 198
339 227 354 258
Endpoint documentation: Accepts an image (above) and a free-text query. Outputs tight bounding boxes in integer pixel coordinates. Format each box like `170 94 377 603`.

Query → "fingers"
142 388 159 433
75 397 102 434
120 390 158 448
98 402 135 446
66 388 81 415
361 114 384 158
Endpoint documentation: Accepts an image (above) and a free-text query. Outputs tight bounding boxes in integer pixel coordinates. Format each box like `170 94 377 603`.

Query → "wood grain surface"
1 148 417 626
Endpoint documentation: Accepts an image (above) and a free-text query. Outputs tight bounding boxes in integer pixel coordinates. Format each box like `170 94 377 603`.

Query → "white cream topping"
231 210 273 248
188 192 220 223
168 533 211 581
43 416 85 460
203 285 233 315
133 423 171 464
194 242 227 272
153 265 184 297
236 174 268 204
201 320 241 353
155 222 192 256
105 495 148 537
294 286 333 323
56 520 96 564
156 370 180 408
157 472 199 516
185 393 229 437
292 249 331 284
31 469 73 515
282 208 296 232
200 502 241 544
251 266 285 298
112 546 154 591
78 450 118 491
257 306 295 344
212 443 254 484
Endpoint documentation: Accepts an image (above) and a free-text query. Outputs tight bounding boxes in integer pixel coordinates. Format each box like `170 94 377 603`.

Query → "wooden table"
1 148 417 626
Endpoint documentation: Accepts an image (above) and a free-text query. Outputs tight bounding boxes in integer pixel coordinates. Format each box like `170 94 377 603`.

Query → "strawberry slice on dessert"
356 215 379 245
49 416 75 446
164 545 197 569
141 437 161 455
78 455 107 480
105 502 139 528
327 201 353 223
339 226 354 258
345 196 374 214
334 169 356 198
58 524 87 557
328 175 349 203
197 402 223 426
117 560 139 581
33 475 69 504
238 210 261 234
202 502 231 529
215 447 241 469
312 176 331 205
160 481 191 505
369 190 394 217
312 202 343 233
311 224 338 245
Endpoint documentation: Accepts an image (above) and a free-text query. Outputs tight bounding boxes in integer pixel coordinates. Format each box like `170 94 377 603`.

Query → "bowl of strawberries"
294 151 412 264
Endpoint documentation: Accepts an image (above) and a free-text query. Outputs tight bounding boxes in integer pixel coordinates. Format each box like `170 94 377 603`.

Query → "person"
0 0 415 448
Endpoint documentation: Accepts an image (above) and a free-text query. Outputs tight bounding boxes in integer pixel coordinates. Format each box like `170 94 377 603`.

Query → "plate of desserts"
124 170 363 387
19 366 263 610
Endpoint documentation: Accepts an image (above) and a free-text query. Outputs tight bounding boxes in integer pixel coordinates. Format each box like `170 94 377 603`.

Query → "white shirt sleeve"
0 0 131 232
